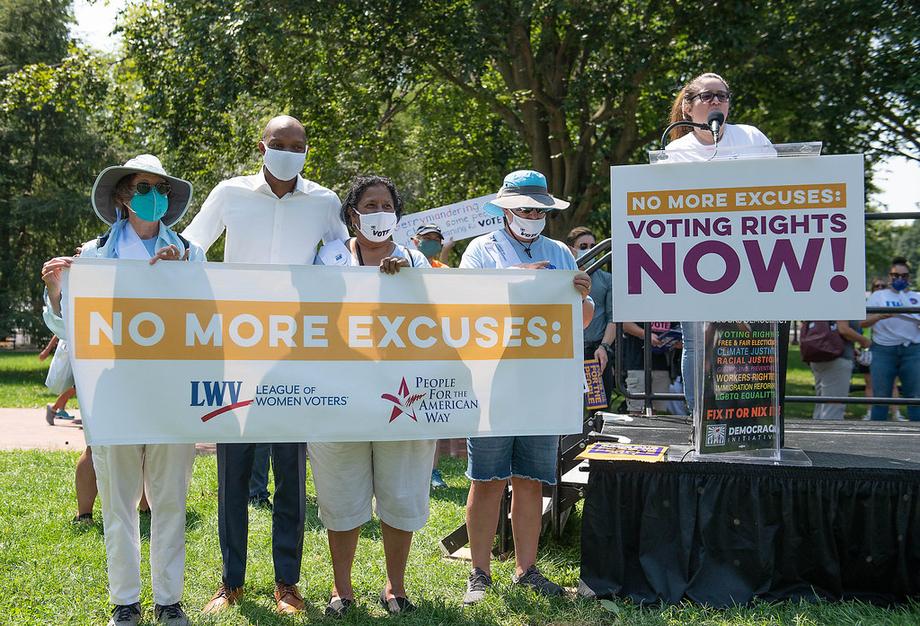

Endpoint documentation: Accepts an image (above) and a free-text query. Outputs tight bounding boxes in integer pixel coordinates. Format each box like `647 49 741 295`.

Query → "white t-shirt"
866 288 920 346
665 123 776 161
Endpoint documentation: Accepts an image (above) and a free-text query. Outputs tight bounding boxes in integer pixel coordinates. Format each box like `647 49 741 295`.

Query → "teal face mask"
417 239 442 258
130 189 169 222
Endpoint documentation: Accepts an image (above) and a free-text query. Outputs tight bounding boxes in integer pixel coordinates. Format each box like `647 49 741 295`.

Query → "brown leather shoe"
201 583 243 614
274 582 305 614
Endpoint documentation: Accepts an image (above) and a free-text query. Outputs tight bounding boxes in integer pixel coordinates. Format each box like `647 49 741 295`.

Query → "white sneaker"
892 412 908 422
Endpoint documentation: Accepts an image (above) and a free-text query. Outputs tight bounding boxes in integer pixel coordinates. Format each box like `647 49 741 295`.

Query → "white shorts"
308 440 436 532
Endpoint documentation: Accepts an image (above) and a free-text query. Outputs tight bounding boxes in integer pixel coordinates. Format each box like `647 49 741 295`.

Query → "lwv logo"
190 381 243 407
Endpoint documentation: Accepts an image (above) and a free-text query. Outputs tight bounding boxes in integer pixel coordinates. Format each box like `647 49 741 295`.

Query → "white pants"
92 443 196 606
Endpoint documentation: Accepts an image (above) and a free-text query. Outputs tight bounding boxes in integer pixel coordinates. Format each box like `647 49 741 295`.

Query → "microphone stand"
660 121 709 150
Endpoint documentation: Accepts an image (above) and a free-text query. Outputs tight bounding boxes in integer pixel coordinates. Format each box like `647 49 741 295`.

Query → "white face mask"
262 147 306 181
355 211 398 242
507 212 546 240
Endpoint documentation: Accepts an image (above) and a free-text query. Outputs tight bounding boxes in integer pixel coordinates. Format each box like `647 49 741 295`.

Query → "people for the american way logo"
381 378 426 423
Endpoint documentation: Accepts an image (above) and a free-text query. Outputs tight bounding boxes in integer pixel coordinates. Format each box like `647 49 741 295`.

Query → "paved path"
0 407 216 454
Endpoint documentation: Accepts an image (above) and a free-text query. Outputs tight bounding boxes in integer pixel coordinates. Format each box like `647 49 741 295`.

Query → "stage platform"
578 415 920 606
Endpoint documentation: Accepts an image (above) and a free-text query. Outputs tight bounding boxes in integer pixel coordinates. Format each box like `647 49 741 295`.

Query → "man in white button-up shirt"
184 115 347 615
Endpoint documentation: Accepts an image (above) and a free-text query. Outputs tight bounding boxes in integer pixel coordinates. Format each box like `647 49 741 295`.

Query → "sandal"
325 597 353 618
378 588 415 614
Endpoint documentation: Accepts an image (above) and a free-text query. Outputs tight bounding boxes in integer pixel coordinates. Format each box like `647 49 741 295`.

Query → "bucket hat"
482 170 569 217
91 154 193 227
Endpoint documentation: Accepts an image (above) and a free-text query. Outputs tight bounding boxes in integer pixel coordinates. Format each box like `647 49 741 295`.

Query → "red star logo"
381 377 426 423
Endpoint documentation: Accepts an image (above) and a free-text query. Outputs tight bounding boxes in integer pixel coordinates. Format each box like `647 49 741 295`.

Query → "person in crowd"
861 257 920 421
41 154 204 626
40 336 77 423
860 278 906 421
459 170 592 605
665 72 775 415
807 321 872 420
412 222 462 488
310 175 435 617
248 443 273 509
412 222 455 267
566 226 615 406
621 322 679 414
183 115 347 615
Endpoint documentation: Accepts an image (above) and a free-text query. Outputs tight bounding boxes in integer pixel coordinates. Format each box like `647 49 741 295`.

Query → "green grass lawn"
0 350 79 410
2 451 919 626
1 348 914 625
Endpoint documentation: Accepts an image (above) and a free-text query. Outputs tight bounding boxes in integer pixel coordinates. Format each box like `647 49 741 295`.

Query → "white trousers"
92 443 196 606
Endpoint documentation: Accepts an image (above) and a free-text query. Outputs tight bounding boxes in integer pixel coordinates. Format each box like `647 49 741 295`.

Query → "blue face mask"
130 189 169 223
891 277 910 292
417 239 442 258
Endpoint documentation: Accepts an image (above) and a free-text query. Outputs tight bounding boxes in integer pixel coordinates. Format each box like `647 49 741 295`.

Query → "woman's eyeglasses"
872 283 887 291
135 181 171 196
576 242 596 250
890 272 910 279
513 207 547 216
691 91 732 104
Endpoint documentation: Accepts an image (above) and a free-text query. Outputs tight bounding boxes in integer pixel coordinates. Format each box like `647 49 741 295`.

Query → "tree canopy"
2 0 919 340
120 0 920 239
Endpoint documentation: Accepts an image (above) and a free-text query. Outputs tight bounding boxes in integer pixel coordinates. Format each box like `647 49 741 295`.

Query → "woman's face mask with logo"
507 210 546 239
355 211 398 242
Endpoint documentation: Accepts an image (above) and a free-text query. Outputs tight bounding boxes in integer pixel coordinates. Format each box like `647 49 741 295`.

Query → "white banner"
62 259 583 445
611 154 865 321
391 193 499 248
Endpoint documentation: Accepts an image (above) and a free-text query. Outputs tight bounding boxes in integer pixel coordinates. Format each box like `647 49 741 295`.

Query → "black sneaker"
462 568 492 606
154 602 191 626
107 603 141 626
511 565 563 596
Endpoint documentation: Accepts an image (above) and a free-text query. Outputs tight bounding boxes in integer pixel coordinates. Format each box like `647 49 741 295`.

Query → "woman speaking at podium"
665 72 774 415
666 72 771 153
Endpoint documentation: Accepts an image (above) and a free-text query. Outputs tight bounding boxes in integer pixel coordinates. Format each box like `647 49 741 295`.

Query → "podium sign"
610 154 865 322
697 321 780 455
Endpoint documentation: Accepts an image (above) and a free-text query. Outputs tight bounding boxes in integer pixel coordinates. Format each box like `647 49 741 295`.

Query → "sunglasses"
576 241 596 250
872 283 887 290
513 207 547 216
890 272 910 279
691 90 732 104
135 181 171 196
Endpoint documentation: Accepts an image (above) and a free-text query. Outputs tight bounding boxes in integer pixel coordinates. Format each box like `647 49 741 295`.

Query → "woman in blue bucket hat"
458 169 593 604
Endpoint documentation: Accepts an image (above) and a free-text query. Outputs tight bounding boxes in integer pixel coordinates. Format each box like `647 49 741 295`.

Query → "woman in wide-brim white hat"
40 155 205 626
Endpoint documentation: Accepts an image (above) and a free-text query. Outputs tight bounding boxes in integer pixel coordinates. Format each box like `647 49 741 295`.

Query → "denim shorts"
466 434 558 484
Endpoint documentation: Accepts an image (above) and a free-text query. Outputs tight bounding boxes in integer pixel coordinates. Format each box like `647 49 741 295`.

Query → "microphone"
707 111 724 146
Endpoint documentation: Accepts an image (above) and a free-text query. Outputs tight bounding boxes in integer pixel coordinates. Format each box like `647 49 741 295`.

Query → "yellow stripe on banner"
627 183 847 216
73 298 574 361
